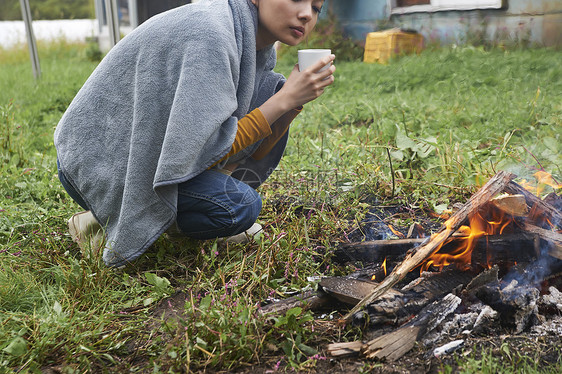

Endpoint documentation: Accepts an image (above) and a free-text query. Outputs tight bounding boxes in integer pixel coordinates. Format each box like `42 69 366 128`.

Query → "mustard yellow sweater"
215 107 301 165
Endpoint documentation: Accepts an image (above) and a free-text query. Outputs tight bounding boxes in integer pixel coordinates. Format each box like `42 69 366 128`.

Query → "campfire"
261 171 562 361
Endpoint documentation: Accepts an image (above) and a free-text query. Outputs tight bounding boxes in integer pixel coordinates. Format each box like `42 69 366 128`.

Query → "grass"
0 38 561 372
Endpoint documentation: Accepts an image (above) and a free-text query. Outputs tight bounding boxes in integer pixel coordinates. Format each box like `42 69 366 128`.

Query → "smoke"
502 245 562 288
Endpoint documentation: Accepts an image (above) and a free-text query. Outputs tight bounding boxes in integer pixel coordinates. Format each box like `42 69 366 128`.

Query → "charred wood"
475 279 540 333
335 233 537 274
361 293 462 361
357 269 473 327
520 222 562 260
468 233 539 268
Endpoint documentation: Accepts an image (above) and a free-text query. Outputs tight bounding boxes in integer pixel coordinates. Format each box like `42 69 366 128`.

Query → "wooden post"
104 0 121 48
19 0 41 80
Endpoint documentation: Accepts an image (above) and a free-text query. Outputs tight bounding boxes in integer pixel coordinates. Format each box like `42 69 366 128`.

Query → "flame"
388 224 405 238
520 171 561 196
420 203 515 273
371 257 388 281
534 171 562 196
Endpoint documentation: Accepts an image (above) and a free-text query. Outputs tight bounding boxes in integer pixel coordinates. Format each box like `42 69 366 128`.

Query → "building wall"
325 0 562 48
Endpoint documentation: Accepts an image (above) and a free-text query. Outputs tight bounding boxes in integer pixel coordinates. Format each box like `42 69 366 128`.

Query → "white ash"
501 279 519 293
501 281 539 334
433 339 465 358
473 305 498 333
540 286 562 312
422 302 500 347
530 315 562 336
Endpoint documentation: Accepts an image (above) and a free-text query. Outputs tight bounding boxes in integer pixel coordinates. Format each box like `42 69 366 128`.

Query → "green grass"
0 39 561 372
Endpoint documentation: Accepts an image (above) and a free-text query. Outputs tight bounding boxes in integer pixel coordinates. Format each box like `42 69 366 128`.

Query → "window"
391 0 504 14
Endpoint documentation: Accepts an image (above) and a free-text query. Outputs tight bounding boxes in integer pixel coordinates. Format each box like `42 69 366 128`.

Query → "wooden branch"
342 171 516 322
504 181 562 228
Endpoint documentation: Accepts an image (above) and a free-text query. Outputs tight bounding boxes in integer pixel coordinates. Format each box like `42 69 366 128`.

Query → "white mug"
298 49 332 72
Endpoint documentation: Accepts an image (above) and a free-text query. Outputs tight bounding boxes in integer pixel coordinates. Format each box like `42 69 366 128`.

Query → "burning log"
504 181 562 228
336 234 538 270
520 222 562 260
469 233 539 266
342 171 517 321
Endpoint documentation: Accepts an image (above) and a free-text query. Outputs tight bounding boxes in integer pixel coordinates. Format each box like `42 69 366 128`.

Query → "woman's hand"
283 54 336 108
258 54 335 125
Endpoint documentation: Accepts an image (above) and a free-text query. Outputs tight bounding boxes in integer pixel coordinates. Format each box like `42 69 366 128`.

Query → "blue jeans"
57 160 262 239
175 170 262 239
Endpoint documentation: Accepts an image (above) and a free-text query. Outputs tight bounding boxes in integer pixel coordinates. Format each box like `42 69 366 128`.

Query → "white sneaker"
67 210 104 258
221 223 263 244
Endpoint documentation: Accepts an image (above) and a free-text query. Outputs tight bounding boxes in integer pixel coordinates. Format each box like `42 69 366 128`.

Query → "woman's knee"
234 188 262 231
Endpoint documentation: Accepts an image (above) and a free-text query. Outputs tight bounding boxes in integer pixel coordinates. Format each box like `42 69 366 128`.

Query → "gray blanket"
54 0 286 267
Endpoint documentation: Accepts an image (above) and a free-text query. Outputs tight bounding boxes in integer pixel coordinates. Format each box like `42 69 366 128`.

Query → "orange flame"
520 171 561 197
389 225 405 238
371 257 388 281
420 204 515 273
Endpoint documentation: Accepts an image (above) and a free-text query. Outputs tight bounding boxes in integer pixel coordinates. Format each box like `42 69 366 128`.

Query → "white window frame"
389 0 504 14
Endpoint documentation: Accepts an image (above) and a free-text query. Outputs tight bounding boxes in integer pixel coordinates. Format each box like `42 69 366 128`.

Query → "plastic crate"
364 29 424 64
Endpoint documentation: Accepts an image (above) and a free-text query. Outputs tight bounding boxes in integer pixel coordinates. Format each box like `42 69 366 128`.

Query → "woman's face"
252 0 324 49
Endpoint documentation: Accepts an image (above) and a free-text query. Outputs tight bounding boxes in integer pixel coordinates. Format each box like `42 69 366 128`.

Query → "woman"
54 0 335 267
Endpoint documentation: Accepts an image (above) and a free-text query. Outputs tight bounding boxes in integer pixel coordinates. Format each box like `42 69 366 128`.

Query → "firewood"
342 171 516 321
326 341 364 358
259 290 332 316
362 293 462 361
361 269 472 327
491 193 529 217
334 238 421 264
319 277 402 306
407 222 426 239
521 222 562 260
469 233 539 266
337 233 537 271
504 181 562 229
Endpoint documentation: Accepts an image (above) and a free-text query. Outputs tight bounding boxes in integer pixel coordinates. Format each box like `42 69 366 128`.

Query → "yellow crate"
364 29 424 64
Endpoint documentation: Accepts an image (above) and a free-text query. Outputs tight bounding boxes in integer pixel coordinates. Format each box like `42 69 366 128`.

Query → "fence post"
128 0 139 29
104 0 120 48
19 0 41 80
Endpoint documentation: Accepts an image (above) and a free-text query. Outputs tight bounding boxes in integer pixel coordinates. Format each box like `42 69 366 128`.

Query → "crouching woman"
54 0 334 267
